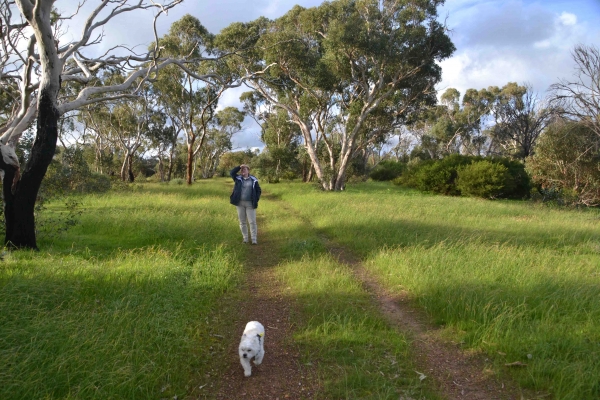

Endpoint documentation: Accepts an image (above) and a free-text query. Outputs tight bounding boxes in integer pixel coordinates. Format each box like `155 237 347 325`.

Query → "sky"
59 0 600 150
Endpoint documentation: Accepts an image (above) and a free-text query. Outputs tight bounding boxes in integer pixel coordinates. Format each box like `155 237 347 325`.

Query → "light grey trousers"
236 200 257 243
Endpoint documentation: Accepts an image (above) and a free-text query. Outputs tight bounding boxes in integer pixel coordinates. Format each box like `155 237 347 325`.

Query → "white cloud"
436 0 600 99
559 12 577 26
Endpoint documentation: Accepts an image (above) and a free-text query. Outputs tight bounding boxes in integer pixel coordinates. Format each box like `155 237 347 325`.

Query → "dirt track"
205 193 537 399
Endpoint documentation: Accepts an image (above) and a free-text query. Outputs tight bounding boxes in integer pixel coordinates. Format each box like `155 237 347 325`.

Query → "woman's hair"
240 164 250 170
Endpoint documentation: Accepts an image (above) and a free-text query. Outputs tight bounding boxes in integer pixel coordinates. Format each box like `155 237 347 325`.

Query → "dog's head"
239 334 262 359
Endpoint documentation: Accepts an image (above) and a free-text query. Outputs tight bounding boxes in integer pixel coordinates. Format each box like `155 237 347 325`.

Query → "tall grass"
258 195 440 399
3 179 599 399
0 181 244 399
266 180 600 399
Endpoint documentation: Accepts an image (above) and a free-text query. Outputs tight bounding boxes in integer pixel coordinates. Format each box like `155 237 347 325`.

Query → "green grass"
266 180 600 399
2 179 599 399
0 180 244 399
259 192 439 399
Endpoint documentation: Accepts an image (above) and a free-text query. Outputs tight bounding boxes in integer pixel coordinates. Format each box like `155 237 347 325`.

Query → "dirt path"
324 238 535 400
210 223 319 399
206 194 537 399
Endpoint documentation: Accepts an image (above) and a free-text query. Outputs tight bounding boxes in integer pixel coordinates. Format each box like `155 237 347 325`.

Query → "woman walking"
230 164 262 244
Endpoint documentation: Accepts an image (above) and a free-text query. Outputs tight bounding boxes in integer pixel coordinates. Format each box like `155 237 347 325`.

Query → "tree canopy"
217 0 455 190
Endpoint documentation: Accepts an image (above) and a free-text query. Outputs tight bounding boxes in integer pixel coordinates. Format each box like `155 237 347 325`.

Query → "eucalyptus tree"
217 0 454 190
110 98 150 182
415 87 494 157
146 111 179 182
240 91 302 181
0 0 251 249
78 104 119 175
485 83 553 160
152 14 230 184
550 44 600 140
195 106 244 179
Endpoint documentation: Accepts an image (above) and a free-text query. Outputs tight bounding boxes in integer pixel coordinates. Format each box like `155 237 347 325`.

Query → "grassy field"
266 180 600 399
0 181 245 399
1 179 599 399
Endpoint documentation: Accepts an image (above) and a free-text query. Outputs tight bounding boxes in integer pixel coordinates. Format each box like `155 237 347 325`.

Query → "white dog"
238 321 265 377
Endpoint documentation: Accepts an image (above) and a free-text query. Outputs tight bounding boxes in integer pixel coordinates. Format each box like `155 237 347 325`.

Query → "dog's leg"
240 357 252 377
254 348 264 365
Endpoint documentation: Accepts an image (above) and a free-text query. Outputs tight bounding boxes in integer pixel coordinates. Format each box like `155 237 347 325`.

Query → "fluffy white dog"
238 321 265 377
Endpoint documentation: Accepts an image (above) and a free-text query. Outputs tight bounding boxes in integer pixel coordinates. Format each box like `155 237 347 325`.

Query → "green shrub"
397 154 530 199
80 173 111 193
369 160 405 181
490 157 531 199
456 160 513 199
399 154 473 195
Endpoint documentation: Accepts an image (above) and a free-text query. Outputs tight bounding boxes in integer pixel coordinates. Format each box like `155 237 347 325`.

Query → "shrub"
398 154 473 195
526 121 600 206
80 173 112 193
490 157 531 199
369 160 405 181
169 178 185 185
456 161 513 199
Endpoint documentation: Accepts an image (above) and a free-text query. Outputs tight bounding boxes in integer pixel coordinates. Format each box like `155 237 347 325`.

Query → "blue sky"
60 0 600 149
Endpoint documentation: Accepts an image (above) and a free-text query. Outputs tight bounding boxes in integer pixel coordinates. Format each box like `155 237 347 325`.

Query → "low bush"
491 157 531 199
398 154 473 195
369 160 405 181
397 155 530 199
456 160 513 199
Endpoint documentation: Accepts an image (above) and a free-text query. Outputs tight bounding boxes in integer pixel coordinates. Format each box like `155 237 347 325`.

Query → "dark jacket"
230 166 261 209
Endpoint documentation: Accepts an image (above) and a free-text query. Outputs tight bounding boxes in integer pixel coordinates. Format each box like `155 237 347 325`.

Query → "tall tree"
217 0 454 190
240 91 302 182
195 106 244 178
486 83 553 160
0 0 243 249
153 14 233 184
549 44 600 140
146 110 179 182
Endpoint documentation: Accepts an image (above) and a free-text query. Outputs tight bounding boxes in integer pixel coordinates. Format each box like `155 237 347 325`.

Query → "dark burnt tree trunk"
4 90 58 249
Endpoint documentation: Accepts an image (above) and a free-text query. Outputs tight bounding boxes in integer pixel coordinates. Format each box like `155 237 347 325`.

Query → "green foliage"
0 147 113 240
35 148 110 239
456 160 512 199
398 154 530 199
169 178 185 185
490 157 531 199
216 149 258 177
369 160 405 181
399 154 472 195
43 147 111 195
215 0 455 190
254 146 301 183
526 121 600 206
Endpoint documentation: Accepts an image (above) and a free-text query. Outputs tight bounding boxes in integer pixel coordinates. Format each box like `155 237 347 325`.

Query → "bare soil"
203 195 543 399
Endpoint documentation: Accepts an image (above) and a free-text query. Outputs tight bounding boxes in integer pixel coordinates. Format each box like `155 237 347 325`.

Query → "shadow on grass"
139 179 234 199
319 217 599 257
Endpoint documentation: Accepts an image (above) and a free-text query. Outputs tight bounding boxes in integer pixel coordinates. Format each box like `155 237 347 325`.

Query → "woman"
230 164 262 244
